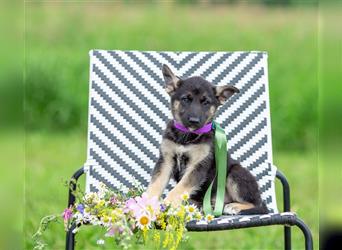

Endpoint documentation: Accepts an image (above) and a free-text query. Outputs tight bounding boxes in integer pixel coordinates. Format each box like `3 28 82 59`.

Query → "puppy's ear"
214 85 239 105
162 64 181 95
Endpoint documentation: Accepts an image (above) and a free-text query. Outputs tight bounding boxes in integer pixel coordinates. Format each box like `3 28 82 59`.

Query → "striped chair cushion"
186 212 296 231
84 50 278 213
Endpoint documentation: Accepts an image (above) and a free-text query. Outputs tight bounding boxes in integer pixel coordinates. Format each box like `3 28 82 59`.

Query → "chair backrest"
84 50 278 213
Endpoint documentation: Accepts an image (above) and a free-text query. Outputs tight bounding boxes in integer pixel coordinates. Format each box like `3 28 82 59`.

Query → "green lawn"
25 3 318 151
25 132 318 249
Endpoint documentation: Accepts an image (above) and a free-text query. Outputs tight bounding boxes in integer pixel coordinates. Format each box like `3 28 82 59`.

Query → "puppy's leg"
223 202 255 215
146 155 173 199
165 144 211 206
225 164 268 215
164 174 196 206
165 163 205 206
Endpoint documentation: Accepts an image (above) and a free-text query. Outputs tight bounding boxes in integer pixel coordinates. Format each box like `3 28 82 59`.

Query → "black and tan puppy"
146 64 268 215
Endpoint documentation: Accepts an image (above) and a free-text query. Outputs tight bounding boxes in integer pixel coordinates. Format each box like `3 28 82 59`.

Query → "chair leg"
284 225 291 250
65 167 84 250
294 218 313 250
65 223 76 250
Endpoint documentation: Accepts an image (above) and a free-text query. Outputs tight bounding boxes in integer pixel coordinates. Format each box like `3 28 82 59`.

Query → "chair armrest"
276 170 291 212
67 167 85 207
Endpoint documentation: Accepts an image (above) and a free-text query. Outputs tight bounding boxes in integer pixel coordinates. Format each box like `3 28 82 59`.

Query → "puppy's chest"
161 139 211 181
172 145 190 177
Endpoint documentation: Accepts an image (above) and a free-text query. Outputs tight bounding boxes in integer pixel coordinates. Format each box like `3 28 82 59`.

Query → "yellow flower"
146 205 155 215
161 220 167 230
206 214 214 223
157 215 167 230
98 200 105 207
176 207 185 218
142 226 148 241
180 192 189 201
195 212 202 221
102 215 110 223
153 231 160 246
162 231 170 248
110 210 117 219
114 208 123 216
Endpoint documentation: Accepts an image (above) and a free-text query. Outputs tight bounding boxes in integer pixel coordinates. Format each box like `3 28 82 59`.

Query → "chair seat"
186 212 296 231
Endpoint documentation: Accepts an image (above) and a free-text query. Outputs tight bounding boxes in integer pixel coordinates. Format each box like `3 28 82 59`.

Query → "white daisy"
205 214 214 223
185 204 197 215
166 206 177 216
136 213 152 229
74 212 84 224
194 212 203 221
96 239 105 245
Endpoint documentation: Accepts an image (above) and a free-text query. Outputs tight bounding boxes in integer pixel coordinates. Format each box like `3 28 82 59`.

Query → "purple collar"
173 121 213 135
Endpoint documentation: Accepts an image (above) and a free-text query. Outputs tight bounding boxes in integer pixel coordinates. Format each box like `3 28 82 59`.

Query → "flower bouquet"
33 182 214 250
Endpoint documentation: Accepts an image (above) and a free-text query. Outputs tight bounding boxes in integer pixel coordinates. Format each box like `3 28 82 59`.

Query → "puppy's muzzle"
188 116 200 125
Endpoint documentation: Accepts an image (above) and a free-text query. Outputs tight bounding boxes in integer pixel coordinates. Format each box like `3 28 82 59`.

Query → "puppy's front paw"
223 203 241 215
164 192 181 207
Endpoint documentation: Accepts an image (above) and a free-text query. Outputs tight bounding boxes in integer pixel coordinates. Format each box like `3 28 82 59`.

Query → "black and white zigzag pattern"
187 212 296 229
84 50 278 213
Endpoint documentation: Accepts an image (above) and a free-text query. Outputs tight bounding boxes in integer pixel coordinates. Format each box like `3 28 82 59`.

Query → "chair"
66 50 313 250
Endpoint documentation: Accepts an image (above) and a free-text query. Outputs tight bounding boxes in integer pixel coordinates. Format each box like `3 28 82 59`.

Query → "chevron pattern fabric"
84 50 278 213
187 212 296 230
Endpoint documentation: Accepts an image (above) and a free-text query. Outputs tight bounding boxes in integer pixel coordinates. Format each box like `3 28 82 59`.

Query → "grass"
25 132 318 249
24 3 318 151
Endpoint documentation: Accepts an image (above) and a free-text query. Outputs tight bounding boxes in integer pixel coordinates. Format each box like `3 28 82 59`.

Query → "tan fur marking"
227 176 244 202
234 202 255 210
174 79 181 88
165 77 180 95
165 85 175 94
173 100 180 111
146 156 173 199
162 139 211 205
205 105 216 123
215 86 225 95
161 139 210 166
172 100 182 123
214 86 225 105
215 85 238 104
224 202 255 215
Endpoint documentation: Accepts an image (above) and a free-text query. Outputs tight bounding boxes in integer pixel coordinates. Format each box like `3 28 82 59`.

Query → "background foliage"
24 2 318 151
23 1 321 249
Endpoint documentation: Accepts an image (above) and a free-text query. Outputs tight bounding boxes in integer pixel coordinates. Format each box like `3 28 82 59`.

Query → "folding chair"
66 50 313 250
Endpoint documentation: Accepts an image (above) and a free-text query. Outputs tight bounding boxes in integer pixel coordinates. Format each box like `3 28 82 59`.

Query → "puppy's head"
162 64 239 130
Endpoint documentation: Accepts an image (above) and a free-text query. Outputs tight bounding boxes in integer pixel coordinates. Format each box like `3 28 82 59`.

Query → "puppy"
146 64 268 215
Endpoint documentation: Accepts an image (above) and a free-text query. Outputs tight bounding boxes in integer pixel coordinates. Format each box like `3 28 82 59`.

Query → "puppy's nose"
188 116 200 124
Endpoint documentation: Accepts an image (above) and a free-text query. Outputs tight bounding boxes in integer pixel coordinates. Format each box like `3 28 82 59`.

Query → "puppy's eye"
202 100 210 106
181 97 191 104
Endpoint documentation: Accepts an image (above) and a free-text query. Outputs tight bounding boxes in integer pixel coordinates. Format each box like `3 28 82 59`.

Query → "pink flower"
63 207 73 221
109 196 117 205
136 193 159 211
124 193 160 220
106 225 124 236
124 197 138 214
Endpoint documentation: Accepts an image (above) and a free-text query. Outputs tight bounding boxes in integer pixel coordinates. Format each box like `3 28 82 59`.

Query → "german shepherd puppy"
146 64 268 215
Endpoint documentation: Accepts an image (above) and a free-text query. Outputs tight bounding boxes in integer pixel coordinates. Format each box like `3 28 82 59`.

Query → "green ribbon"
203 121 227 216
